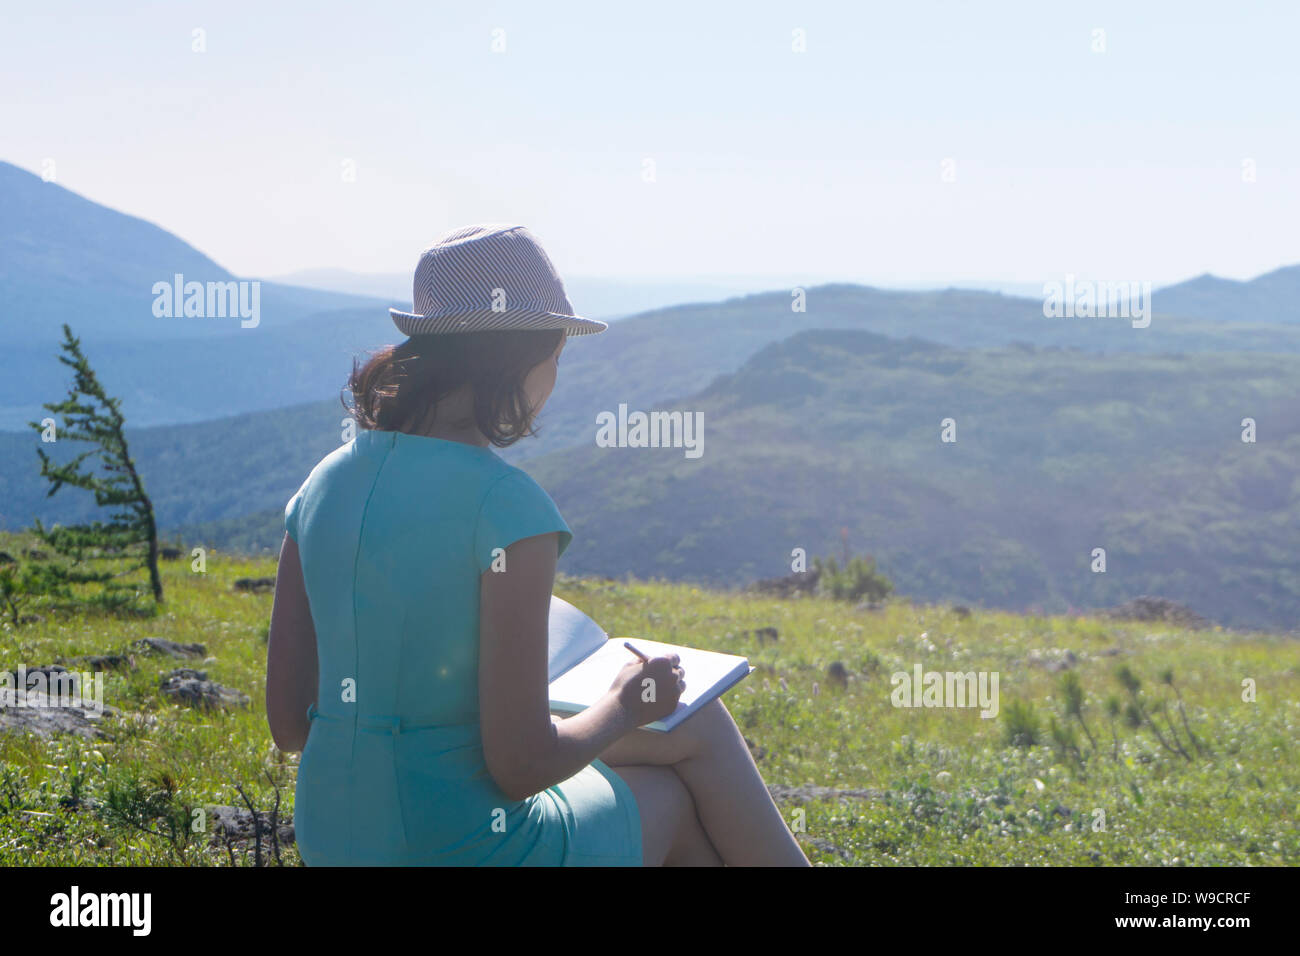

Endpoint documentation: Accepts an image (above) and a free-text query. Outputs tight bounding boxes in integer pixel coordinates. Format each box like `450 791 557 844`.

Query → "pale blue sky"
2 0 1296 286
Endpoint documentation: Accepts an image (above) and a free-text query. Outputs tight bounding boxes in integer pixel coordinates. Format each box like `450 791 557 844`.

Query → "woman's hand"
608 654 686 727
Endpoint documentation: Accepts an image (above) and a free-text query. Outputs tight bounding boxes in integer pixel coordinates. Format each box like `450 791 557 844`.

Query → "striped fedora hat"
390 223 607 336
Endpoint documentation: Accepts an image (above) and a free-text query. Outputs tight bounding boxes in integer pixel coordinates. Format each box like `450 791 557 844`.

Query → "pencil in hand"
623 641 650 663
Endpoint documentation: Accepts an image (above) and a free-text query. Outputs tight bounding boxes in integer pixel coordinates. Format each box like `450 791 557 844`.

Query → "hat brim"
389 308 608 337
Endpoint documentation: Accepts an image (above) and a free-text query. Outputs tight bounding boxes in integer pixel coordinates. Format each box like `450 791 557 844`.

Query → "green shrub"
814 555 894 603
1003 698 1041 747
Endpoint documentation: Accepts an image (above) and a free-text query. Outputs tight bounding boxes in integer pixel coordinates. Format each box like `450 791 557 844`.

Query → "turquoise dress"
284 428 642 866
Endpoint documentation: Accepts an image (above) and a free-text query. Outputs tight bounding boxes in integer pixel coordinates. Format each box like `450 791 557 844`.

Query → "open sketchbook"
548 596 753 732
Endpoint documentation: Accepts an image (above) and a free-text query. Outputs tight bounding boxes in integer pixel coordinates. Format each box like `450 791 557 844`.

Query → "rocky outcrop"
131 637 207 659
1107 596 1211 630
160 670 250 710
748 568 820 598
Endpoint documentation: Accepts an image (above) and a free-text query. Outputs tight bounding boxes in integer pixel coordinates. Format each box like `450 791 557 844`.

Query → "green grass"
1 542 1296 866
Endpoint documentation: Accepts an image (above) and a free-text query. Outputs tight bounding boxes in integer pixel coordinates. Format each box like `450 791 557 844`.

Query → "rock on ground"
767 784 885 803
233 577 276 593
132 638 207 659
749 569 820 598
206 804 295 849
1107 595 1211 630
0 690 119 740
160 672 249 710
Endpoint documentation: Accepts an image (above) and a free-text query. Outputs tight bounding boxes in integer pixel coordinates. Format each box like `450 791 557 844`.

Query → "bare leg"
600 700 809 866
607 764 722 866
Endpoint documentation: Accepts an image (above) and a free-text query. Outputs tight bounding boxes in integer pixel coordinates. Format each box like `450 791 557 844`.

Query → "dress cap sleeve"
474 470 572 573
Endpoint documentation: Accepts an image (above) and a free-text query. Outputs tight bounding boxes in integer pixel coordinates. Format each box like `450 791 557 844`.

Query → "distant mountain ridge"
0 160 385 347
0 160 388 428
269 267 815 321
4 156 1299 432
1152 265 1300 324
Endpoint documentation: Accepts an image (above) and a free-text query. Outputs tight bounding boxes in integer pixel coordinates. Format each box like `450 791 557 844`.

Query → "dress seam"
347 429 398 861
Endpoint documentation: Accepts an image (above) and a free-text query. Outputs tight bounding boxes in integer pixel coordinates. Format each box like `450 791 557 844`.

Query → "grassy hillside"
528 330 1300 631
0 547 1295 865
77 328 1300 629
5 302 1299 627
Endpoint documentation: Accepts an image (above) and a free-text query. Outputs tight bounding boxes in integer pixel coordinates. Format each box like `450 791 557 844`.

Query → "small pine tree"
27 324 163 606
0 552 71 627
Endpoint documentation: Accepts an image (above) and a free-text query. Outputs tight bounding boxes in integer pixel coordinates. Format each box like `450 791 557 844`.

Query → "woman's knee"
676 699 742 758
601 700 743 768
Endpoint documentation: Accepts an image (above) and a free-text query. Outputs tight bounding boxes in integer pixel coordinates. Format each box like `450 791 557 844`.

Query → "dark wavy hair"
345 329 564 447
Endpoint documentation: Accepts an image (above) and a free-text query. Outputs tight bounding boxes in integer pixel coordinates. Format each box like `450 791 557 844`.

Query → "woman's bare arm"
266 532 318 752
478 532 682 800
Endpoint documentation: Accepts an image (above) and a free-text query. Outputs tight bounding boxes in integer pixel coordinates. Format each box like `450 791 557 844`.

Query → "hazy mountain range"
269 268 805 321
4 158 1299 432
2 157 1298 629
6 327 1290 629
269 268 1060 320
529 330 1300 631
0 161 385 347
